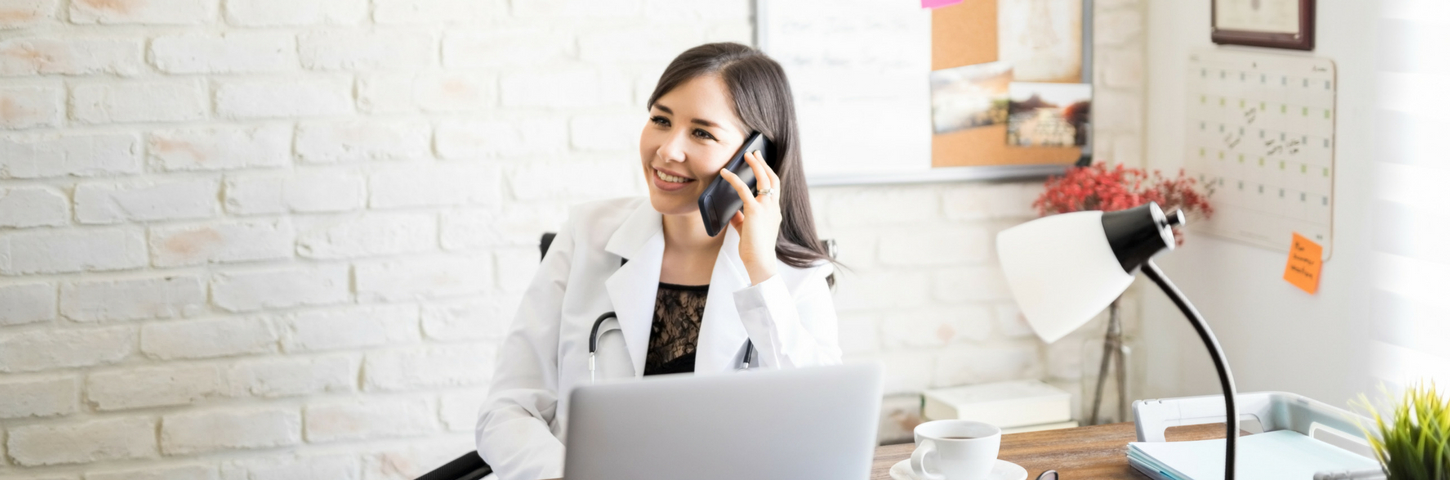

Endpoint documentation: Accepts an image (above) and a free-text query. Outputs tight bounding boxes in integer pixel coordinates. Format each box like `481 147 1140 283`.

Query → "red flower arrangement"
1032 163 1214 245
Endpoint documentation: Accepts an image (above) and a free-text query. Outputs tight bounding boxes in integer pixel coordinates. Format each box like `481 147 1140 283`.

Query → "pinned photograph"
930 61 1013 134
999 0 1083 83
1007 82 1091 147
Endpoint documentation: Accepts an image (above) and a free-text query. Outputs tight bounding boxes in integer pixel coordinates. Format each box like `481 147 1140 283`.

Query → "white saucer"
889 458 1028 480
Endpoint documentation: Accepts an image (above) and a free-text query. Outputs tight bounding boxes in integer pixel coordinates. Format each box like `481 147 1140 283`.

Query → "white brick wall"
294 120 431 163
0 133 140 178
0 375 77 418
60 275 207 322
160 407 301 455
303 396 436 443
72 80 209 124
298 31 434 71
366 165 501 208
86 364 228 410
0 282 55 325
211 265 350 312
226 355 356 398
151 32 298 74
140 316 278 360
279 305 420 352
0 228 147 274
88 464 217 480
221 454 358 480
0 37 143 77
215 78 354 119
7 416 157 466
361 344 493 391
0 0 59 30
0 0 1145 476
147 219 295 267
224 171 366 214
74 179 218 224
0 186 67 227
295 212 437 259
148 125 291 172
0 327 135 372
69 0 216 25
224 0 367 27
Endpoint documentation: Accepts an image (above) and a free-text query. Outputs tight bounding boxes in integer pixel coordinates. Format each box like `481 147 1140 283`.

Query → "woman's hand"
719 150 782 286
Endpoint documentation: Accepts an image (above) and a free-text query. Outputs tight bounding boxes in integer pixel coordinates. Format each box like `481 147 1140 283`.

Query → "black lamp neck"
1141 260 1238 479
1100 202 1178 274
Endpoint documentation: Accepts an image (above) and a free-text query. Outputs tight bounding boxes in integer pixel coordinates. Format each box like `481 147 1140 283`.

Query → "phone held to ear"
698 132 774 237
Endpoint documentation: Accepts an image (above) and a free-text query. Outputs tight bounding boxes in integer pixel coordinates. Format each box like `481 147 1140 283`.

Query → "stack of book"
921 380 1078 434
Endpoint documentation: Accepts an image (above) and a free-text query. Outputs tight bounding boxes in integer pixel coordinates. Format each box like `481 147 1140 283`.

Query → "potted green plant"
1357 381 1450 479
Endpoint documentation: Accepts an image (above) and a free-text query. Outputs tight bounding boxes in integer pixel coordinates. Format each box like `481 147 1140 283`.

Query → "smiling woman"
474 42 843 480
640 43 833 287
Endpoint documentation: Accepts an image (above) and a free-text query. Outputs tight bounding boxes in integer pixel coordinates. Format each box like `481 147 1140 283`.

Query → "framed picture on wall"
1211 0 1315 50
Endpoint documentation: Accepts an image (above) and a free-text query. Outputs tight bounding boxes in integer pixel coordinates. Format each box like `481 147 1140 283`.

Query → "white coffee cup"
910 420 1002 480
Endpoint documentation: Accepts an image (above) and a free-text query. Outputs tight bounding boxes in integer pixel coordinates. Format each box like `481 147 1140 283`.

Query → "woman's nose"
657 129 689 163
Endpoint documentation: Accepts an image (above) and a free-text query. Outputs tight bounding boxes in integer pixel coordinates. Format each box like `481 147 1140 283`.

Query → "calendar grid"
1184 48 1337 260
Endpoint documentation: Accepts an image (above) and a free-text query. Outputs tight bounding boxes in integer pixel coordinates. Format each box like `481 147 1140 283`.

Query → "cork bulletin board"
930 0 1084 169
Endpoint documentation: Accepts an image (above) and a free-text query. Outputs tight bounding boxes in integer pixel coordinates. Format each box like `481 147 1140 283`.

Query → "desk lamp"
995 202 1239 479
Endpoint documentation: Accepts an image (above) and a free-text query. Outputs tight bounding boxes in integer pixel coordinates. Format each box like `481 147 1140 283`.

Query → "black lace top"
643 282 709 376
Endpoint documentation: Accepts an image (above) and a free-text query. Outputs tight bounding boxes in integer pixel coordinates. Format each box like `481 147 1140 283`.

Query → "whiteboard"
757 0 934 183
1183 48 1336 259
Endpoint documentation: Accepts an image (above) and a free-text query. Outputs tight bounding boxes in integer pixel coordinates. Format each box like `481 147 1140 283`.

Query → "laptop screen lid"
564 363 883 480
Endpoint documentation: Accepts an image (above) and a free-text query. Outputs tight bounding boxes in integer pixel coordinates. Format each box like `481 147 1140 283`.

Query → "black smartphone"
697 132 773 237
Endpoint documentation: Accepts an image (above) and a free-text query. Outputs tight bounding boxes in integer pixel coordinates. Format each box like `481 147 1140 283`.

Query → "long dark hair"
648 42 835 274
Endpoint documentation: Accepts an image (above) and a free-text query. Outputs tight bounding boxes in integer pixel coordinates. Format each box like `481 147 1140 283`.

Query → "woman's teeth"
656 169 691 183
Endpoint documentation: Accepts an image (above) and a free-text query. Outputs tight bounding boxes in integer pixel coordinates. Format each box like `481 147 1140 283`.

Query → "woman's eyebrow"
653 103 728 130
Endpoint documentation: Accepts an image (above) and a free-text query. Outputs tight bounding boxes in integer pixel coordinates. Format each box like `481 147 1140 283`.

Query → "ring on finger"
757 187 778 199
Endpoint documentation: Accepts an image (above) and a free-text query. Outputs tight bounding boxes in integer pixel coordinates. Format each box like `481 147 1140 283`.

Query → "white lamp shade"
996 211 1135 344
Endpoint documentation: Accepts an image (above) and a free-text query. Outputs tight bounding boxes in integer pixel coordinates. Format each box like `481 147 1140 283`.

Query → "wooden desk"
870 422 1232 480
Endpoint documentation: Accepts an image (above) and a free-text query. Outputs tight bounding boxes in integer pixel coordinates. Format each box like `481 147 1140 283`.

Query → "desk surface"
870 422 1232 480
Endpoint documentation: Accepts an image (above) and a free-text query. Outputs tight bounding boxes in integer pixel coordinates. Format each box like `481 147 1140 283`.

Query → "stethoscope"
588 311 754 383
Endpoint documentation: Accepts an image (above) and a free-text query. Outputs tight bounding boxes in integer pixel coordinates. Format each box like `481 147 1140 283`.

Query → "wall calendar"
1184 48 1336 260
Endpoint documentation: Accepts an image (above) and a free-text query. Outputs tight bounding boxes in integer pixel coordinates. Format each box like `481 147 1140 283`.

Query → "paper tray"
1132 391 1381 480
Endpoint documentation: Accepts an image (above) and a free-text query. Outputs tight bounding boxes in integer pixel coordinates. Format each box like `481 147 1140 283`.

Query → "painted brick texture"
0 0 1145 476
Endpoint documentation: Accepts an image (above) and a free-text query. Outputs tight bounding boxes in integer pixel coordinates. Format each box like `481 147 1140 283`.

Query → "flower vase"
1080 296 1135 425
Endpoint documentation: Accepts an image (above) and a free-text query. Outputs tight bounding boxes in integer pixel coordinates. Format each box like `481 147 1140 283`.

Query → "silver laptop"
564 363 883 480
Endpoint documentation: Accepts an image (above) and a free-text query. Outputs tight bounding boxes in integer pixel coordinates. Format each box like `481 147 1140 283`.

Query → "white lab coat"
474 196 842 480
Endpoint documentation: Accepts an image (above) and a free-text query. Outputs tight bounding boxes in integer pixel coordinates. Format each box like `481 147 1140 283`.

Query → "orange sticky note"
1283 233 1323 294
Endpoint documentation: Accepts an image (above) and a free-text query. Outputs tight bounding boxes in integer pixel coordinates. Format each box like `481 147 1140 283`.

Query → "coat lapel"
694 226 752 373
604 202 663 378
602 201 754 376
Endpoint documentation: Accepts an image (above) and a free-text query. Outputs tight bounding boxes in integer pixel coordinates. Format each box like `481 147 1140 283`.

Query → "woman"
474 42 840 480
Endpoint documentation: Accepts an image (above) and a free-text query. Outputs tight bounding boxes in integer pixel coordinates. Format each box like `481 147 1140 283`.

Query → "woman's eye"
692 129 716 140
650 116 670 127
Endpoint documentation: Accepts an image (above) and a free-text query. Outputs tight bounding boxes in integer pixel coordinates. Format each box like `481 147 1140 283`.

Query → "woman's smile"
652 167 697 192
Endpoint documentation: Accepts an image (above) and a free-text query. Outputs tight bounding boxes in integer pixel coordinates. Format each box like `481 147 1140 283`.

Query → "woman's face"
639 75 748 216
